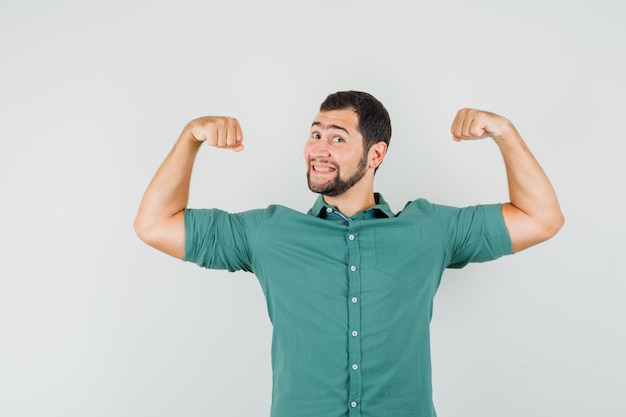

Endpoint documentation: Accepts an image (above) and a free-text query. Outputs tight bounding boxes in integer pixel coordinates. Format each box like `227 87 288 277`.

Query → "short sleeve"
184 208 265 273
432 203 513 269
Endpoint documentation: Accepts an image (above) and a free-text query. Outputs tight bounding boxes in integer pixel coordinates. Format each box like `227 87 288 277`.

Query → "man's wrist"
492 121 518 143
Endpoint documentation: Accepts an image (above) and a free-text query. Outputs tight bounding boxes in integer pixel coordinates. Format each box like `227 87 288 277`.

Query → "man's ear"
369 141 388 169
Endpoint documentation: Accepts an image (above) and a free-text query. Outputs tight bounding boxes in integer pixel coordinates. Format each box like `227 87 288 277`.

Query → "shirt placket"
330 209 363 416
348 219 362 416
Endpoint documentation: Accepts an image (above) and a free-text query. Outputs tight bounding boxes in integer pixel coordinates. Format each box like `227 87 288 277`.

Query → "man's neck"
323 184 376 218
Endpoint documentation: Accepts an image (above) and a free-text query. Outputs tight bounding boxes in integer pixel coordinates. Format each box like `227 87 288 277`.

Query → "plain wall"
1 0 624 416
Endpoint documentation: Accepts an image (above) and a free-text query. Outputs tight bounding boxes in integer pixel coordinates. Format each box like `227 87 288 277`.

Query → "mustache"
309 158 338 169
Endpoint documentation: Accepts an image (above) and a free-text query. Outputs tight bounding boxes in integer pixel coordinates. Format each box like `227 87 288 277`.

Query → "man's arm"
451 108 564 253
133 116 244 259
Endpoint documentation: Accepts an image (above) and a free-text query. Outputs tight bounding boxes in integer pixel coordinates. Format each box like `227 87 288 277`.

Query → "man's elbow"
133 217 156 246
540 211 565 242
507 206 565 253
550 210 565 235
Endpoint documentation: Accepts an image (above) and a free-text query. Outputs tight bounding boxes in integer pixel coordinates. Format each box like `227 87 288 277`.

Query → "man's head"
304 91 391 197
319 91 392 155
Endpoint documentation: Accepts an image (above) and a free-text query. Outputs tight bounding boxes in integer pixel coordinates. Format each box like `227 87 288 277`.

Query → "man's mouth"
310 159 337 174
312 164 336 173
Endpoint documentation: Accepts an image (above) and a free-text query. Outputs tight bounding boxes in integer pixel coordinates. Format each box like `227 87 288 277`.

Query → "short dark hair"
319 90 392 153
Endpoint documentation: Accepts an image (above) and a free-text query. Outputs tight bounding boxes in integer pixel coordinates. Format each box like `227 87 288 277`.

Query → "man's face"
304 109 368 197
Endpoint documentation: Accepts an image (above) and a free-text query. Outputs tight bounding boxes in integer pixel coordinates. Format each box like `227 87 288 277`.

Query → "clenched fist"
187 116 244 152
450 108 515 142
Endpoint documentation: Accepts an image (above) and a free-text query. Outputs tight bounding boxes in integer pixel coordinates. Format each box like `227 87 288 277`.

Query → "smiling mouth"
310 159 337 174
312 164 336 173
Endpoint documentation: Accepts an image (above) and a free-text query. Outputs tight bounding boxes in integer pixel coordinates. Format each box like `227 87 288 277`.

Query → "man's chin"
308 182 336 195
307 174 336 194
308 183 331 195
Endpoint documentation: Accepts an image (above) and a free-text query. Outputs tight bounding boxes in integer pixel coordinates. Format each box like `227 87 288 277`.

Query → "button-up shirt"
184 193 513 417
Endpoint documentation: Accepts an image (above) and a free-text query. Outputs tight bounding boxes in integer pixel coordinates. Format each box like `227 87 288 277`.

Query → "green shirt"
184 194 513 417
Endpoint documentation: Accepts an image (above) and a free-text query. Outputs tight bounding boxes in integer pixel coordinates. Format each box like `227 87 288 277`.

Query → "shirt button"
352 330 358 337
352 364 359 370
326 207 333 213
351 297 358 303
350 265 357 272
348 234 355 240
351 401 358 408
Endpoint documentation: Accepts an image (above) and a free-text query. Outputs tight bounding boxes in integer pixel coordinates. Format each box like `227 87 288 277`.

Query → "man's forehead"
312 109 359 131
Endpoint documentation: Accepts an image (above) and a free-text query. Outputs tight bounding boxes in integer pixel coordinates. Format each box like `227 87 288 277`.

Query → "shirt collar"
307 192 395 219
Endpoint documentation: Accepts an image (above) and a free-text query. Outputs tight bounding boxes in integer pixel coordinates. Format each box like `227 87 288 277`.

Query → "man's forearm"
495 126 564 251
134 126 201 243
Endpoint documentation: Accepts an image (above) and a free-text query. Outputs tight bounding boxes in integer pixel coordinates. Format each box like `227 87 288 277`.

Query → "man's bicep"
142 211 186 260
501 202 549 253
184 208 263 272
437 203 512 267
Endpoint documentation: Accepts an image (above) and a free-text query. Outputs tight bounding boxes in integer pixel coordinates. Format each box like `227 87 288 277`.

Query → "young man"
134 91 563 417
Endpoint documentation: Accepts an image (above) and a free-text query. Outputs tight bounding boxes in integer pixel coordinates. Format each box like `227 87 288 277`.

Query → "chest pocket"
374 226 442 281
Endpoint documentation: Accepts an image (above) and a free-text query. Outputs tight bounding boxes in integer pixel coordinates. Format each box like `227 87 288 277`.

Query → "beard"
306 153 368 197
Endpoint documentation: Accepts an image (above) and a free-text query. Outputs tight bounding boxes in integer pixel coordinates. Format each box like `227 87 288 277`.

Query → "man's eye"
332 136 344 143
312 133 321 139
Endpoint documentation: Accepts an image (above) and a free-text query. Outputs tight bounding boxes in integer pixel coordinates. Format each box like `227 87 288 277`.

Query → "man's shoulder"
399 198 502 216
231 204 319 225
261 204 305 217
397 198 438 216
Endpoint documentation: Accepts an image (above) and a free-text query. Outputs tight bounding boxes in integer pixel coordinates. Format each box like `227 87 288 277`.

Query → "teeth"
314 165 334 172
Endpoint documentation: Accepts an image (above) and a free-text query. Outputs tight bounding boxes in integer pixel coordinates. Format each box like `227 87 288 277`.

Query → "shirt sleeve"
183 208 265 273
431 203 513 269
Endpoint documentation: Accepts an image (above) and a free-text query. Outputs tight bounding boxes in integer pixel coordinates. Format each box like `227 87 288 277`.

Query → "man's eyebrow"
311 121 349 134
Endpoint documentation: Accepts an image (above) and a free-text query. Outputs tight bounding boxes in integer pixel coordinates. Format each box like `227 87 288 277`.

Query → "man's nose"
310 139 331 158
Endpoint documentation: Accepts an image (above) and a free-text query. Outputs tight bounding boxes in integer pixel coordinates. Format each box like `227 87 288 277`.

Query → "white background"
1 0 624 416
